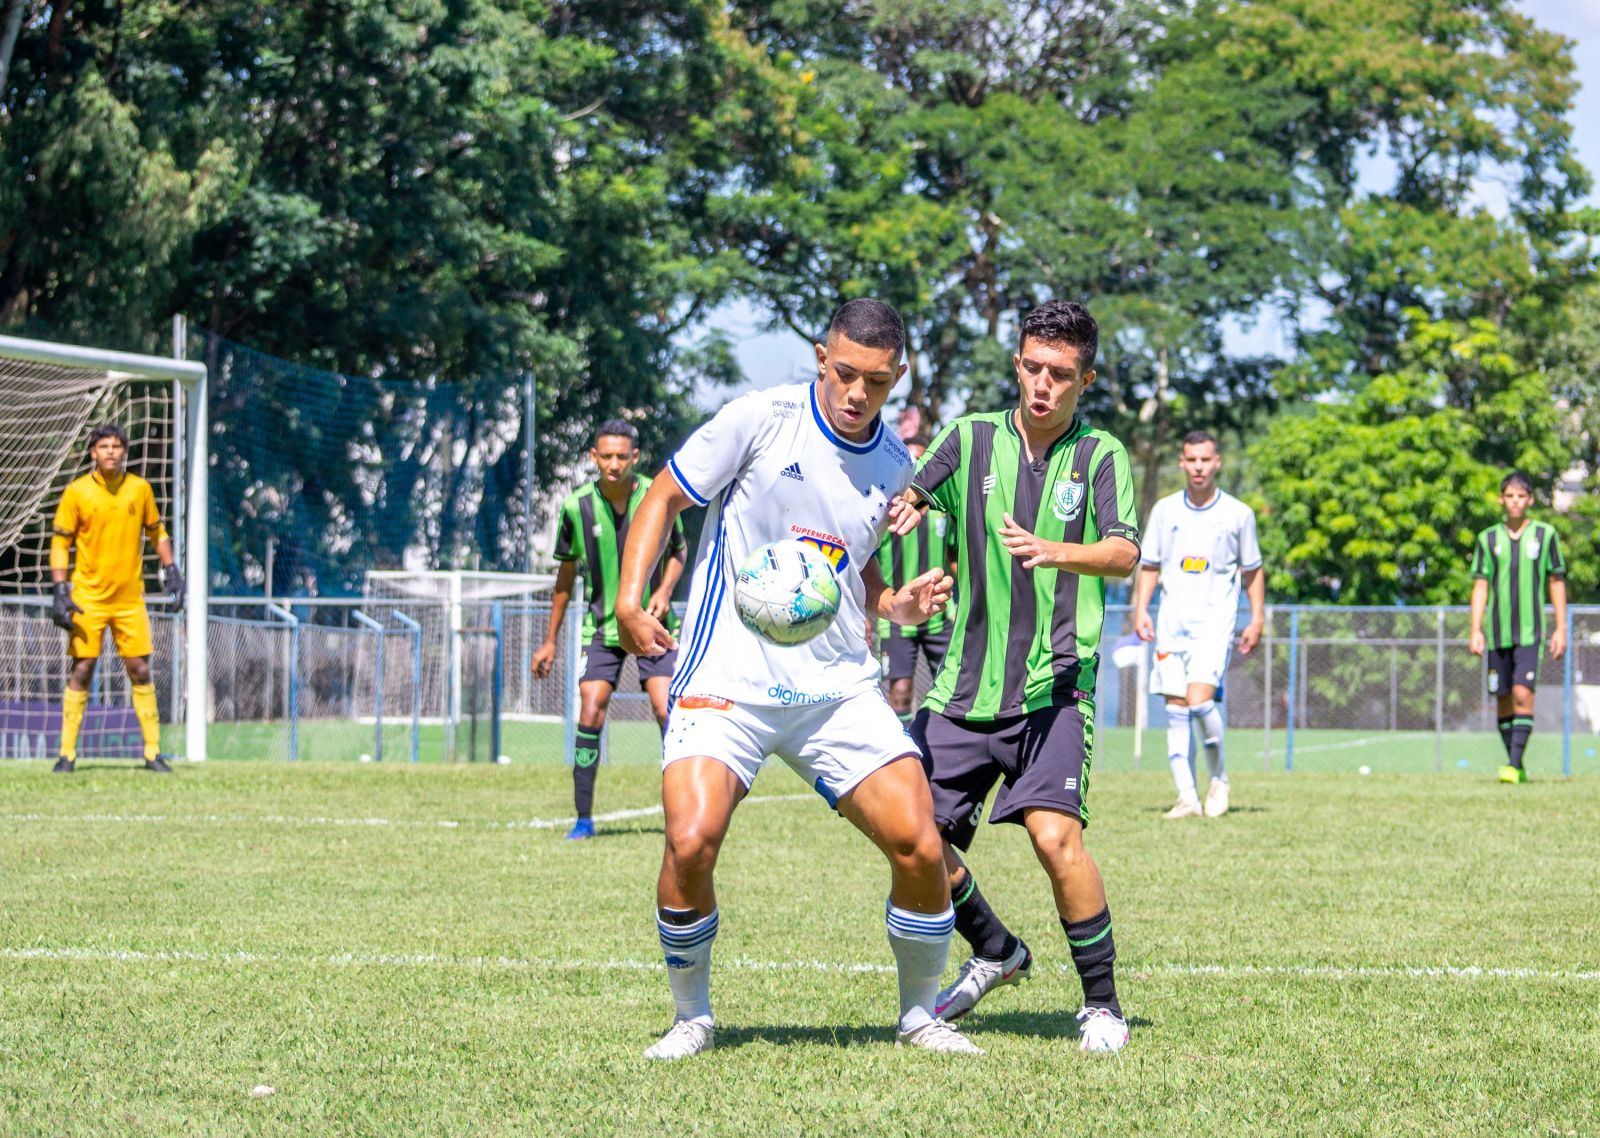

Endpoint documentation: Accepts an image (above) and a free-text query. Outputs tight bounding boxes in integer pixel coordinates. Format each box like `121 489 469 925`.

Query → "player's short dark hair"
86 423 129 452
593 418 638 447
1501 471 1534 495
906 432 931 449
827 298 906 356
1182 430 1219 452
1018 300 1098 368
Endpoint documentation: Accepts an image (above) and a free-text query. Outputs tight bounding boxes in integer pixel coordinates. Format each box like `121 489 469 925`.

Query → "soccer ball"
734 539 842 646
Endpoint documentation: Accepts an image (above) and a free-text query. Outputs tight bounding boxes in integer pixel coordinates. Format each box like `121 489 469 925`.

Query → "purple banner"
0 699 142 759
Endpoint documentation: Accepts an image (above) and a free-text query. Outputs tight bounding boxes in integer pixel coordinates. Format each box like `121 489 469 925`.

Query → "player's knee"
882 824 944 874
663 823 723 878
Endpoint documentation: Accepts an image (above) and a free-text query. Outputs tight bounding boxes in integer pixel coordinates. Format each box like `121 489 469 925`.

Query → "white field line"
0 793 812 832
1 946 1596 984
1279 732 1434 756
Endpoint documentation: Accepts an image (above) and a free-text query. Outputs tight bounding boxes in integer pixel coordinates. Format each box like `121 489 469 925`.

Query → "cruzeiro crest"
1052 476 1085 522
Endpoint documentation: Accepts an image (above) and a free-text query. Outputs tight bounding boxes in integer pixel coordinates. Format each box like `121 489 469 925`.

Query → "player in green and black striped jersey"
532 419 687 838
1468 471 1567 784
897 300 1140 1052
875 434 957 724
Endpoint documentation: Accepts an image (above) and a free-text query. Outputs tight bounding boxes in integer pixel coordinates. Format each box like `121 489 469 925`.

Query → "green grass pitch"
3 760 1598 1136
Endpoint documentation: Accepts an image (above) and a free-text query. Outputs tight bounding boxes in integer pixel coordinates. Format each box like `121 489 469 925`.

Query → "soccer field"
3 762 1598 1136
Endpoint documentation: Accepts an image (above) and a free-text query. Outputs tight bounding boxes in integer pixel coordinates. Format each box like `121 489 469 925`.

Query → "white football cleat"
643 1017 714 1060
935 939 1033 1020
896 1018 984 1055
1164 796 1203 819
1075 1006 1129 1053
1204 780 1230 817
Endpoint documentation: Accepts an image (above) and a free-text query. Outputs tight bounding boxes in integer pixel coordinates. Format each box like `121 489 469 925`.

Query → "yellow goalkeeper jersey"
51 471 168 604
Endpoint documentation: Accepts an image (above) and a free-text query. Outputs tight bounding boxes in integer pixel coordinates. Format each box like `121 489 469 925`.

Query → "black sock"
1509 717 1533 768
573 724 602 817
1497 715 1514 759
1062 908 1121 1017
952 871 1018 961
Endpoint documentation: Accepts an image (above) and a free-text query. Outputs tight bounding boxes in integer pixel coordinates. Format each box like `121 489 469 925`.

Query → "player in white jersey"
615 299 978 1060
1132 430 1264 819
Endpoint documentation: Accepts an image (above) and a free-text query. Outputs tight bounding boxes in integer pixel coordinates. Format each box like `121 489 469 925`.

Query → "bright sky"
698 0 1600 409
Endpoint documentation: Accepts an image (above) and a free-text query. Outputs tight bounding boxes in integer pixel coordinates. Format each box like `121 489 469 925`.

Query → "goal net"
0 333 208 761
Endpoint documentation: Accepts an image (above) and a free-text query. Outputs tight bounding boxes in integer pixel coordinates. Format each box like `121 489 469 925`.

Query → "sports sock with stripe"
951 870 1019 962
1497 715 1514 759
1062 907 1122 1017
1166 704 1197 801
885 902 953 1035
1192 699 1226 783
1508 717 1534 768
131 683 161 759
657 907 717 1024
572 724 602 819
59 686 88 760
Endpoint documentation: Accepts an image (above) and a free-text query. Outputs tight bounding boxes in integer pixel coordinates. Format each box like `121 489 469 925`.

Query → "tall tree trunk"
0 0 26 97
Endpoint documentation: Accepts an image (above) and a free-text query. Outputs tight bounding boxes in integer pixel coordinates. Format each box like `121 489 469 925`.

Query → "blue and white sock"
1192 699 1226 783
657 907 718 1024
1166 703 1198 801
885 902 954 1034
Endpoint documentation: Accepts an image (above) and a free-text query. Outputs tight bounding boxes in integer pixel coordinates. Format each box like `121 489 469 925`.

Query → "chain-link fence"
4 597 1596 775
1098 604 1593 776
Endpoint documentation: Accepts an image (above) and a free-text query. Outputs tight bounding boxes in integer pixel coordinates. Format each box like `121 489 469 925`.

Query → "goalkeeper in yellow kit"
49 424 184 773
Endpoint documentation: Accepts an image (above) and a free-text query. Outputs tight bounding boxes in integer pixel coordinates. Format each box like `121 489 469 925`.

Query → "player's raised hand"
886 567 953 626
618 602 677 657
530 640 557 680
999 512 1059 570
885 493 926 537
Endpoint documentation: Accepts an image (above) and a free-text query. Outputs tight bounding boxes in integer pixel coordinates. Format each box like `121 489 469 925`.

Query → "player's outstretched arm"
531 559 578 679
1468 578 1489 657
998 512 1139 577
617 472 695 656
863 558 952 626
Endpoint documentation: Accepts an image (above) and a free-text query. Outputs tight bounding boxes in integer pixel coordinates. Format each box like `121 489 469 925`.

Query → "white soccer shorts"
1149 637 1230 698
662 687 921 808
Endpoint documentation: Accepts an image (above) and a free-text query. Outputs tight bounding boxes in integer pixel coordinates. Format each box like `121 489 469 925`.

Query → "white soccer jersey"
667 381 916 707
1143 489 1262 647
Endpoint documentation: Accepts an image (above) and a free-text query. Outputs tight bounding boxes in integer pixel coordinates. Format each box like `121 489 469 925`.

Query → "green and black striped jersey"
911 412 1139 720
876 512 957 640
553 475 686 647
1471 520 1565 650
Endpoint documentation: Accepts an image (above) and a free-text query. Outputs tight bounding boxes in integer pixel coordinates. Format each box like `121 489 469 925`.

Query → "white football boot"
934 939 1033 1020
643 1017 714 1060
1164 795 1203 819
1204 779 1230 818
1075 1006 1130 1053
896 1018 984 1055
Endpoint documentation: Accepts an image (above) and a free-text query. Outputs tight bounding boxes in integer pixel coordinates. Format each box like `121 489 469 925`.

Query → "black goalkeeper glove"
160 563 186 610
50 581 82 631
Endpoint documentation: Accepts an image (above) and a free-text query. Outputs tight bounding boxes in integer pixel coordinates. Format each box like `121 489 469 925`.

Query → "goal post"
0 332 209 762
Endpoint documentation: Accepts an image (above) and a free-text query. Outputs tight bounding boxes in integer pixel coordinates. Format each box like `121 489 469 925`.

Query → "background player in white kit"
1132 430 1265 818
615 299 974 1060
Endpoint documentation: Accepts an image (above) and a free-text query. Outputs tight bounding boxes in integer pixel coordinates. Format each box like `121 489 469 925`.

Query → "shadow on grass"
714 1023 900 1050
965 1010 1154 1042
593 823 665 838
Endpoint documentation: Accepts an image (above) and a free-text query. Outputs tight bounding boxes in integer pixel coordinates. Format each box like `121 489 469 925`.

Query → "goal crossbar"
0 332 209 761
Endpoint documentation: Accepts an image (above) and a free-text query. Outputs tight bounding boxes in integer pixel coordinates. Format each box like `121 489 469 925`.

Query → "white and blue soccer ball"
734 539 842 646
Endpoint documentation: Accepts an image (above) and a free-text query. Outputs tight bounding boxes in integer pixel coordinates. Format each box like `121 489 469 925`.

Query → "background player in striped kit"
898 300 1140 1053
1468 472 1566 783
875 432 956 725
1132 430 1264 819
532 420 686 840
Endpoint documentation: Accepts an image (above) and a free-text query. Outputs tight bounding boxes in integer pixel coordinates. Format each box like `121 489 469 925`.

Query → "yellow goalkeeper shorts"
68 600 154 659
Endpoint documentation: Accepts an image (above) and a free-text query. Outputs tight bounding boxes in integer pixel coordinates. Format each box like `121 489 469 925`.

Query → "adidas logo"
781 462 804 481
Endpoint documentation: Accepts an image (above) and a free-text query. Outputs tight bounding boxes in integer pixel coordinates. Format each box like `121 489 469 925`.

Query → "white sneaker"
643 1017 714 1060
1204 780 1230 817
934 939 1033 1020
1075 1006 1129 1053
896 1018 984 1055
1164 796 1203 819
